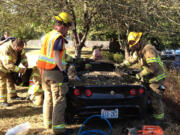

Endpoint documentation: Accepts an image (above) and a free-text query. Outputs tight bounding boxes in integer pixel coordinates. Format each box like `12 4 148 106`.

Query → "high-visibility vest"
37 30 66 70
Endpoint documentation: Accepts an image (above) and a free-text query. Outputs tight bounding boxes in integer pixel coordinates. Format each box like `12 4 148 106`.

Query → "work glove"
19 68 26 74
136 73 141 80
136 73 147 82
62 70 69 82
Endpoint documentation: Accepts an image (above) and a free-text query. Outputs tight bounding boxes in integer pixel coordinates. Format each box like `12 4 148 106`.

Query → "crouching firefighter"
37 12 73 135
28 66 43 106
120 32 166 126
0 39 28 107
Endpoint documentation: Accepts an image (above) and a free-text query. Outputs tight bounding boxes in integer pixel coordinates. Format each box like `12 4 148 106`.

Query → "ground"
0 48 180 135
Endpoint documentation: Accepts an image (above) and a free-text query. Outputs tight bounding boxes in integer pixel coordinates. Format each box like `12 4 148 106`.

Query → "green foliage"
11 25 42 42
101 51 124 63
113 53 124 63
101 51 114 61
0 0 179 53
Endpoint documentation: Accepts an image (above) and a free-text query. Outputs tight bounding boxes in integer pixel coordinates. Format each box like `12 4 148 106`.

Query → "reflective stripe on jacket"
37 30 66 70
145 56 166 83
140 44 166 83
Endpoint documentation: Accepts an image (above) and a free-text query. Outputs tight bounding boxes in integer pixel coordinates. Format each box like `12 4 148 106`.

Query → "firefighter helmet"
54 12 72 26
128 32 142 48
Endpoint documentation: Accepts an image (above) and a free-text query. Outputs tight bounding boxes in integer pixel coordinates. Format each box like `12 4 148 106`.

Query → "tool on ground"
122 125 165 135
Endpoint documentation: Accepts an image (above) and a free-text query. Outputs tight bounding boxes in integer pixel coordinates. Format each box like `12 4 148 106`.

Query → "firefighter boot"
0 102 10 107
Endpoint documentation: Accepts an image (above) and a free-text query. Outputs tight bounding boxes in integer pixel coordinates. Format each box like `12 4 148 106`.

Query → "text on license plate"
101 109 118 119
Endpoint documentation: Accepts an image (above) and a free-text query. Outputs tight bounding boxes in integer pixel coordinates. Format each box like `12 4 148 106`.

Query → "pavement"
24 48 40 68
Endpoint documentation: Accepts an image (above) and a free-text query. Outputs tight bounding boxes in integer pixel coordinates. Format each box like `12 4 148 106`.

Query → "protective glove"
19 68 26 74
136 73 146 82
62 70 69 82
136 73 141 80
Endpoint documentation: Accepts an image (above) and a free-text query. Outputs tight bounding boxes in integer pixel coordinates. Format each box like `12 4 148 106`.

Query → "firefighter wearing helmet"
120 32 166 126
37 11 73 135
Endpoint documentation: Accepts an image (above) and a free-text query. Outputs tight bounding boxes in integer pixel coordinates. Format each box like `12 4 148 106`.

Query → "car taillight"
85 89 92 97
139 88 144 95
130 89 136 96
74 89 81 96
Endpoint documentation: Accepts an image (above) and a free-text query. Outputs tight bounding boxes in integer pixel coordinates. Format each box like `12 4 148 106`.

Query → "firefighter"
28 66 43 106
0 39 28 107
120 32 166 125
37 12 73 135
0 31 15 45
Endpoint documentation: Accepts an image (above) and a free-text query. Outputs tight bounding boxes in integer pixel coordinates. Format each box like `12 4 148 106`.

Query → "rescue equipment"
78 115 112 135
123 125 165 135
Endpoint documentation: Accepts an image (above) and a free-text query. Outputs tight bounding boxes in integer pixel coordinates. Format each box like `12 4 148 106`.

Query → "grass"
0 48 180 135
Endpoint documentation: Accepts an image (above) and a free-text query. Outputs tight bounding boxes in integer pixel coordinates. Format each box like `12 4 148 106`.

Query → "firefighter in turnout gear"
28 66 43 106
37 12 73 135
0 39 28 107
121 32 166 126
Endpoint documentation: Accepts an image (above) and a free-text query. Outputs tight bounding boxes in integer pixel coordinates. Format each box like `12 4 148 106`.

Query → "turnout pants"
42 70 69 134
149 82 164 120
0 71 17 103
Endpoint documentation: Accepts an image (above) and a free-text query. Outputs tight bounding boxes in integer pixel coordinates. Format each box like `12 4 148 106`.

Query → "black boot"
10 96 26 100
0 102 10 107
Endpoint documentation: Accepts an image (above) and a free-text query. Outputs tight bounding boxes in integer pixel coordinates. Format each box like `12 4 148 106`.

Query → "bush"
113 53 124 63
101 51 114 61
101 51 124 63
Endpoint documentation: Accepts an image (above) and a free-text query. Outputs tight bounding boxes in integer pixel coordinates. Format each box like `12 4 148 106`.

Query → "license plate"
101 109 118 119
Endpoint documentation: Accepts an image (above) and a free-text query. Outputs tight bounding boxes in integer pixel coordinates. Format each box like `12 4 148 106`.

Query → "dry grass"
0 48 180 135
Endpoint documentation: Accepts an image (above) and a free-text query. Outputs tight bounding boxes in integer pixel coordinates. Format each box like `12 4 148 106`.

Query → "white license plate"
101 109 118 119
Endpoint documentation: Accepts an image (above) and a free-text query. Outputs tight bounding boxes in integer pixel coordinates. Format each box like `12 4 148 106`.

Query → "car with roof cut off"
64 59 149 123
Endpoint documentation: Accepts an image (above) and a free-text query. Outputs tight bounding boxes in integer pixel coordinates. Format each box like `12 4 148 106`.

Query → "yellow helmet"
128 32 142 48
54 12 72 26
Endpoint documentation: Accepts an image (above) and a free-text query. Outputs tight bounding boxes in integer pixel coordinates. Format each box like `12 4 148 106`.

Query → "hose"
78 115 112 135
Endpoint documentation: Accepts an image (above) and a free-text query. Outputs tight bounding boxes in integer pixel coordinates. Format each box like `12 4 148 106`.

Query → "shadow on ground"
0 105 42 119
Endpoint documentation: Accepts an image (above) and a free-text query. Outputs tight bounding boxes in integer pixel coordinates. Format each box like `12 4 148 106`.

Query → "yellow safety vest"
37 30 66 70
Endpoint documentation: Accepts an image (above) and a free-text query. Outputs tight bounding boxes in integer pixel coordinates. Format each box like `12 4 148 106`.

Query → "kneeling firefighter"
120 32 166 126
28 67 43 106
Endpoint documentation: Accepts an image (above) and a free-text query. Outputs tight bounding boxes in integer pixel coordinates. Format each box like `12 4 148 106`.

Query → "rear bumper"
66 97 148 120
65 85 148 121
71 105 144 119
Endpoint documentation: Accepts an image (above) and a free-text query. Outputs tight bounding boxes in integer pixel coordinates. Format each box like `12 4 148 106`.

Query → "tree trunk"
124 28 130 60
74 46 82 58
74 42 83 58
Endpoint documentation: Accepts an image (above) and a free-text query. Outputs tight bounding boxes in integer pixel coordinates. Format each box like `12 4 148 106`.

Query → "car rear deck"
65 63 149 122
